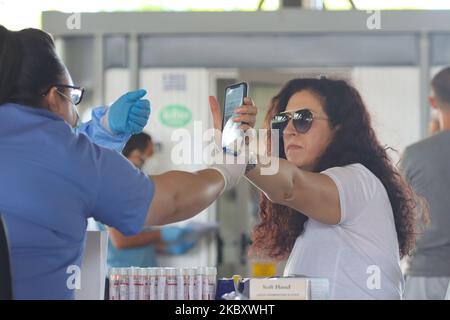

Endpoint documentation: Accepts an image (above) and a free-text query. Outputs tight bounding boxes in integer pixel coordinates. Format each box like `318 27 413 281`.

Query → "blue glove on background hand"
108 89 151 134
164 241 196 255
160 226 193 243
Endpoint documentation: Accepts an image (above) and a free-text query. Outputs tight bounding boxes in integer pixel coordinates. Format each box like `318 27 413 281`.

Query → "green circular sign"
159 104 192 128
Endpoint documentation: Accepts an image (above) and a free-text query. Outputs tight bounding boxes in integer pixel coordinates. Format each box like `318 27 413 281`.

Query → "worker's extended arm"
144 95 256 226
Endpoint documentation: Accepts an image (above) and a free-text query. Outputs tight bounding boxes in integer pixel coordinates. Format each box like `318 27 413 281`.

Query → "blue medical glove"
107 89 151 134
160 226 193 243
164 241 196 255
76 106 131 152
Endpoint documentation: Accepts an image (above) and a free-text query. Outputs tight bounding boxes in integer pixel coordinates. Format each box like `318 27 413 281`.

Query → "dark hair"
122 132 153 158
431 66 450 106
0 25 66 107
251 78 428 260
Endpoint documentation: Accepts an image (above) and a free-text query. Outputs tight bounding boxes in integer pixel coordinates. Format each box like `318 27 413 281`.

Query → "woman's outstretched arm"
245 156 341 225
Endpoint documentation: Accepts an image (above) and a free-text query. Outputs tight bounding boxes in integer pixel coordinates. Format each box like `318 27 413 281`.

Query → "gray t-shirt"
401 131 450 277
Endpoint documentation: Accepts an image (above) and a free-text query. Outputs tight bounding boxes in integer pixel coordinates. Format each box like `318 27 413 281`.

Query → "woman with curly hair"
210 77 427 299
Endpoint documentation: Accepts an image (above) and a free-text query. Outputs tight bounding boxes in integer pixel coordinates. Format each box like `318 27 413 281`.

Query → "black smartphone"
221 82 248 150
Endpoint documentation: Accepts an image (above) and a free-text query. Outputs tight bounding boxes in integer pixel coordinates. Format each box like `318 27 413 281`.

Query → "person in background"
99 132 196 270
402 66 450 300
428 111 441 136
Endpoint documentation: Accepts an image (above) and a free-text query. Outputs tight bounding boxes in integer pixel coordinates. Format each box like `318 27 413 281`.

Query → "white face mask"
56 89 82 132
71 106 83 133
141 156 159 175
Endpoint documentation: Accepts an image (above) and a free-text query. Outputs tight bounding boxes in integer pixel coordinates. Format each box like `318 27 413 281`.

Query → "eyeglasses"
43 84 85 106
271 108 329 134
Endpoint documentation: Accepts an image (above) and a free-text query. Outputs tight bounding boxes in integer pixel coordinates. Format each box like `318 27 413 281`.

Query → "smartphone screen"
222 82 248 149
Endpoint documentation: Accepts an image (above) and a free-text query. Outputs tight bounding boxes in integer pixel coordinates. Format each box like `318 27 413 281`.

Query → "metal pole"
129 33 140 91
419 32 431 139
93 33 105 106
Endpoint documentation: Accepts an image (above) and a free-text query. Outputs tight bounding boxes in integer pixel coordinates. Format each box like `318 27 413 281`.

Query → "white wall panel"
104 68 130 105
139 68 215 269
352 67 421 163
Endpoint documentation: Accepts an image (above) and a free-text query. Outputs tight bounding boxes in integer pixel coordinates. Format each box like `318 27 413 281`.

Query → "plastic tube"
137 268 147 300
196 266 206 300
156 267 166 300
187 267 196 300
204 267 217 300
129 267 139 300
166 268 177 300
119 268 129 300
108 268 120 300
148 267 157 300
176 268 186 300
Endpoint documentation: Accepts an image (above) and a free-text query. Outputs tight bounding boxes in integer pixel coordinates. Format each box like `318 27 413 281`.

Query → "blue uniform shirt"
97 223 158 268
85 107 158 268
0 103 155 299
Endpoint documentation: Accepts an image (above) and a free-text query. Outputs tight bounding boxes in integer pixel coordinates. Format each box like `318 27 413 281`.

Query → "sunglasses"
43 84 85 106
271 108 328 134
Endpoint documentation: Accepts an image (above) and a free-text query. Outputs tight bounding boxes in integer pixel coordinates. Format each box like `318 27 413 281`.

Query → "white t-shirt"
283 163 404 299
